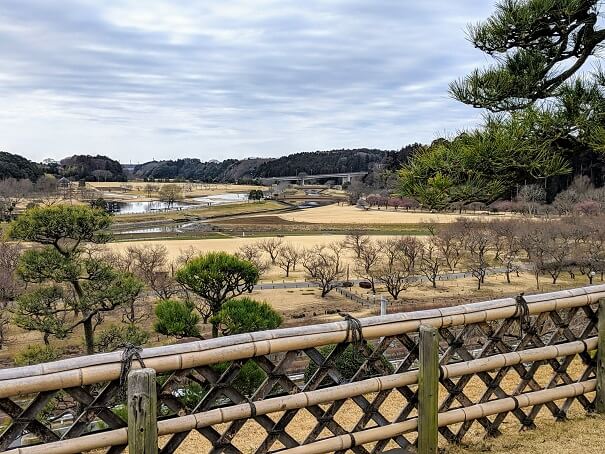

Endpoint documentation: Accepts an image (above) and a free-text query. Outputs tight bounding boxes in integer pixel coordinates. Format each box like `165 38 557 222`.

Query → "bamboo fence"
0 285 603 453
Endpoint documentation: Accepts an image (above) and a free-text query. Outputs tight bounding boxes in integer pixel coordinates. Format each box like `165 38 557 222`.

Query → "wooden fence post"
597 299 605 414
128 368 158 454
418 325 439 454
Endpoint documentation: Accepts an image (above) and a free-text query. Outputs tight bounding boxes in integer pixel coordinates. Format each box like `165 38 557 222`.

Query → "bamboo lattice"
1 285 603 453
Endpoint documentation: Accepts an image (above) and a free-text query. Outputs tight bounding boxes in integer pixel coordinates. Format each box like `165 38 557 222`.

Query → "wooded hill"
0 151 43 181
132 146 418 182
0 145 418 184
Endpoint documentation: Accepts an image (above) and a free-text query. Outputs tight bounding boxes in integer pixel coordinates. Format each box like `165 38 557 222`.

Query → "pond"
112 200 193 214
111 193 248 214
191 192 249 205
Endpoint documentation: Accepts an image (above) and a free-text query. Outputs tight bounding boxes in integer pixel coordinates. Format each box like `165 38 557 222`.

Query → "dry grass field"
276 204 516 224
87 181 265 199
107 234 395 261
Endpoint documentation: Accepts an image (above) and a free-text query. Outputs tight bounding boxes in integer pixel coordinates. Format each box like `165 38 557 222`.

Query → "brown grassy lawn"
87 182 265 199
445 414 605 454
277 204 520 225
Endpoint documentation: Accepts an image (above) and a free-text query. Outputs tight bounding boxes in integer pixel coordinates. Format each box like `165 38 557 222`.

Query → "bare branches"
374 238 416 300
354 239 381 294
258 238 283 265
237 243 270 276
343 232 370 259
302 244 344 297
275 244 301 277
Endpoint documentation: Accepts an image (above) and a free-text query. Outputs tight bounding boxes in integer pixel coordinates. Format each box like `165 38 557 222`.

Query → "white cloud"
0 0 494 162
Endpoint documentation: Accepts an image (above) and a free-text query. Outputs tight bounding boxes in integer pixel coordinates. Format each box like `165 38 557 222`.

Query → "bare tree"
431 223 465 271
398 236 423 272
302 244 344 297
276 244 301 277
343 232 370 259
540 223 572 285
0 178 33 220
464 223 492 290
158 184 183 207
578 216 605 283
236 243 270 276
144 184 158 198
374 238 415 300
258 237 283 265
176 246 200 266
125 244 181 300
419 239 444 288
354 239 381 293
517 184 546 216
489 220 521 284
517 220 550 289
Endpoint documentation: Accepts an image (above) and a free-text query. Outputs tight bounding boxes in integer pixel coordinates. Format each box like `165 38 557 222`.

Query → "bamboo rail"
0 285 603 398
0 285 602 453
278 380 596 454
5 337 597 454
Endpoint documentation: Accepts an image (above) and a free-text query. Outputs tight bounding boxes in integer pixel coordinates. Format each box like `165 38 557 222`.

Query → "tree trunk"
83 317 95 354
43 332 50 346
505 270 511 284
211 322 219 338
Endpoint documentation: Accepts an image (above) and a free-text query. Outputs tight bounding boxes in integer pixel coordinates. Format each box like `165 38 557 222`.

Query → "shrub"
574 199 601 216
95 324 149 353
213 360 267 397
14 344 60 366
154 299 201 339
304 344 392 386
489 200 514 212
210 297 282 336
176 252 259 337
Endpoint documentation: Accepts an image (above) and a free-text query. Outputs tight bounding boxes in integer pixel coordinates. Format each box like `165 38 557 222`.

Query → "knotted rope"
340 312 363 347
514 293 532 340
118 343 146 399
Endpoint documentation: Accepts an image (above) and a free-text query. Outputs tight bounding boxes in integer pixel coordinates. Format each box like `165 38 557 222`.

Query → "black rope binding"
119 343 146 399
514 293 531 340
340 313 363 347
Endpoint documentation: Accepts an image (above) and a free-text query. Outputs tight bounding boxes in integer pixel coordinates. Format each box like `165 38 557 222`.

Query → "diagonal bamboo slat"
1 285 603 453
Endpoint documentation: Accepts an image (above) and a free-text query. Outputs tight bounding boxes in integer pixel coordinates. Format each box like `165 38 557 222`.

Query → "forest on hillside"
132 146 419 182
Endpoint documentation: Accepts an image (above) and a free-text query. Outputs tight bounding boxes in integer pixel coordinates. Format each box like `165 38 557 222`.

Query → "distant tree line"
0 151 43 181
0 151 126 183
59 154 126 181
132 147 419 183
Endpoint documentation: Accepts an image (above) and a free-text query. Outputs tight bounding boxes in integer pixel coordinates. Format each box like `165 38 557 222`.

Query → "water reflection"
113 193 247 214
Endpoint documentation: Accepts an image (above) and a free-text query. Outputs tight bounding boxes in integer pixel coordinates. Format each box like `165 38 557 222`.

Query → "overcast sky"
0 1 495 163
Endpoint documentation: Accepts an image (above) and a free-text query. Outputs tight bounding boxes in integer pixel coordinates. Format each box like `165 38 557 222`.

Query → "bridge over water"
261 171 368 185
